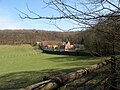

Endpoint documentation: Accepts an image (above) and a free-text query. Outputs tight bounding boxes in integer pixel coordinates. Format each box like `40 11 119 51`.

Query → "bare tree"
18 0 120 31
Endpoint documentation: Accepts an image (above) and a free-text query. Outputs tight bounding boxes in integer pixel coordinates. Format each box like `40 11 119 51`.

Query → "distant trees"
0 30 78 45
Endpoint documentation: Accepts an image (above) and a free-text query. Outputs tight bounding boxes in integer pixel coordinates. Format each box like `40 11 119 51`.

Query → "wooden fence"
20 56 120 90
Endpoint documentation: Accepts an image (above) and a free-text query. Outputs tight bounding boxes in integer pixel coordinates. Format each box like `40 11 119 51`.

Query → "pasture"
0 45 102 90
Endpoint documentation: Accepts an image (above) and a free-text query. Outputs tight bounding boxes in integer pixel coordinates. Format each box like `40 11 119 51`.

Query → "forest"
0 30 77 44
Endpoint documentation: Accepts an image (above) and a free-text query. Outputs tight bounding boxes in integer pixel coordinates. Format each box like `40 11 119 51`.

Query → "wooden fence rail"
20 56 118 90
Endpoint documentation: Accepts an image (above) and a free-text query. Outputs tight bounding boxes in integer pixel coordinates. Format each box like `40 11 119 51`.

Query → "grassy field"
0 45 102 90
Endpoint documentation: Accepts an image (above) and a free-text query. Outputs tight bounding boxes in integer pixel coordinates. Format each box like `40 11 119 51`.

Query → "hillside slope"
0 30 78 44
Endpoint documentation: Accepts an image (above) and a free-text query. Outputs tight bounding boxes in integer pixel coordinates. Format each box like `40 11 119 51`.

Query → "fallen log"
19 58 112 90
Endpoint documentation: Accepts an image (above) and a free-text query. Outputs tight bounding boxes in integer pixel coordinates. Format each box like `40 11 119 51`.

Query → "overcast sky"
0 0 80 31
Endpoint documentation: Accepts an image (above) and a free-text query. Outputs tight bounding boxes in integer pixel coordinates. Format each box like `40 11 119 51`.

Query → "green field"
0 45 102 90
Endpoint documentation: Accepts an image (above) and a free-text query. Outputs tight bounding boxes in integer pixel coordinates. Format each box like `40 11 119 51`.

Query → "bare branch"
17 0 120 31
106 0 120 10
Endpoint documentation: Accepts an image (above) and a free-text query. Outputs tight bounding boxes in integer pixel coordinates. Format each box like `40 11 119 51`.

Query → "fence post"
110 56 117 90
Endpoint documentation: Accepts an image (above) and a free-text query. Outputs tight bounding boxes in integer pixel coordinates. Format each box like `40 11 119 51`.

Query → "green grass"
0 45 102 90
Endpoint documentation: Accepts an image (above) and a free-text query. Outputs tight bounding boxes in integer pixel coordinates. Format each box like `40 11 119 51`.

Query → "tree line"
0 30 78 45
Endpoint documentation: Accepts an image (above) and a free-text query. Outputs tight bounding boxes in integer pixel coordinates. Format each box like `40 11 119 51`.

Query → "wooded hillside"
0 30 78 45
0 26 119 55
